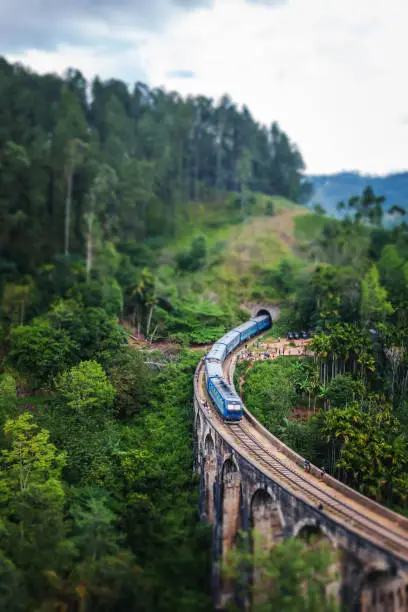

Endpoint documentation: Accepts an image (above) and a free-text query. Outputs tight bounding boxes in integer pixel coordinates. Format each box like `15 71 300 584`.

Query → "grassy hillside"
137 192 311 344
156 194 309 307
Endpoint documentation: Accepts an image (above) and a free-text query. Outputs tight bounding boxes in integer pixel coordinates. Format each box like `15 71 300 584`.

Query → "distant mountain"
306 172 408 220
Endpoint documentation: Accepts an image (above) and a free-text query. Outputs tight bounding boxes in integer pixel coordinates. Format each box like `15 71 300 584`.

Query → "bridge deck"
196 343 408 563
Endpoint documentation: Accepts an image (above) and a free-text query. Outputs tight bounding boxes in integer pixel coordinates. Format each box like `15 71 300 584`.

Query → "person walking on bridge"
303 459 311 473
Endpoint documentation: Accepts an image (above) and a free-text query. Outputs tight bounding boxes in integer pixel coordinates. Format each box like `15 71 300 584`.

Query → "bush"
7 318 76 389
266 200 275 216
176 236 207 272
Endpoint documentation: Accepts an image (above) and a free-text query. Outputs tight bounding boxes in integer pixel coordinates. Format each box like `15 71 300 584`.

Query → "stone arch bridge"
194 320 408 611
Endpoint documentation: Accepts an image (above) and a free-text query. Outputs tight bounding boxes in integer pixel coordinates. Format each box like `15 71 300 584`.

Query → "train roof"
218 330 240 346
206 342 226 361
251 314 270 323
212 377 241 402
234 320 258 333
205 361 223 379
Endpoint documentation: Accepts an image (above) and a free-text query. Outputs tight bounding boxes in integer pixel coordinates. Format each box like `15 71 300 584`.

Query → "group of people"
237 344 308 362
303 459 327 480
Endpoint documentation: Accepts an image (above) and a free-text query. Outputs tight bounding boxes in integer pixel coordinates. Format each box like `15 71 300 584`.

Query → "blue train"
203 314 271 421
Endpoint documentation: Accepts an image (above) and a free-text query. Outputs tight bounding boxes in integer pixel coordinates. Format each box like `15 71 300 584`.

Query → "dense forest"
0 55 311 278
1 53 408 611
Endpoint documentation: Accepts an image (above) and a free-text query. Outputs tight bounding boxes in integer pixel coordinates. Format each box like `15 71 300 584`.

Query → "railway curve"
193 322 408 611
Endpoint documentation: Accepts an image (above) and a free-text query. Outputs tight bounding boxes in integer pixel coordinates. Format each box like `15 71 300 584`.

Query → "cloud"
166 69 196 79
0 0 212 52
246 0 287 5
4 0 408 174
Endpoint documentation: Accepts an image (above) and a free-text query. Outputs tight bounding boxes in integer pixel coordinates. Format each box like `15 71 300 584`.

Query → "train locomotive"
203 314 271 421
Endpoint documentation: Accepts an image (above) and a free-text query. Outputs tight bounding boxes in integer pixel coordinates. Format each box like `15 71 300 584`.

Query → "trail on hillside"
221 208 308 277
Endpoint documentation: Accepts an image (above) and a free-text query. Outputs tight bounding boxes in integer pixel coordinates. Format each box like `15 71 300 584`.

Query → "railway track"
196 341 408 563
228 421 408 557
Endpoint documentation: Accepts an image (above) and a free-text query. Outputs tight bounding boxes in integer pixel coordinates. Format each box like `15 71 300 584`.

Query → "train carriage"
207 377 242 421
205 342 227 362
251 315 270 332
205 360 224 382
234 320 259 342
217 330 241 355
203 314 271 423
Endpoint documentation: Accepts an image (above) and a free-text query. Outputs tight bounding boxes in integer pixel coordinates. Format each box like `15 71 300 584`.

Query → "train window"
227 404 239 412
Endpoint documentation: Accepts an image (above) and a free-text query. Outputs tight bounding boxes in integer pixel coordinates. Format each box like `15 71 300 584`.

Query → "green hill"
140 193 311 344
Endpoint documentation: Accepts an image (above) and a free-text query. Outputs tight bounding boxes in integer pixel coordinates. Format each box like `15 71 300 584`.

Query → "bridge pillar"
202 433 216 524
250 489 284 606
218 458 242 609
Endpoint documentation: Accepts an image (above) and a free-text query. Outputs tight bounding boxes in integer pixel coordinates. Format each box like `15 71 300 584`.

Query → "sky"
2 0 408 175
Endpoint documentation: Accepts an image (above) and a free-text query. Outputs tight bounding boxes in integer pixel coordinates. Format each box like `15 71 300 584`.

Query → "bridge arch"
249 488 285 606
293 517 336 548
204 431 214 456
250 488 284 550
295 518 341 603
196 411 201 435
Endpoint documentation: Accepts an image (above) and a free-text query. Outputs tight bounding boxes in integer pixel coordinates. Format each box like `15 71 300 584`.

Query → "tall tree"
361 264 393 328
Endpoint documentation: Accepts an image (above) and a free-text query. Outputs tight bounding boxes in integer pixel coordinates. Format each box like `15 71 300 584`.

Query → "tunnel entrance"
255 308 272 325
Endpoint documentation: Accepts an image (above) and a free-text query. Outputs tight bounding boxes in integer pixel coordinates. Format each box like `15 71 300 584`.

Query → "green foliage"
114 349 212 611
68 277 123 316
321 401 408 504
266 200 275 216
223 532 339 612
0 414 67 606
0 373 17 417
294 213 328 241
6 302 126 387
47 300 127 366
0 55 309 289
313 203 326 216
155 297 234 345
55 360 115 416
241 358 298 433
361 264 394 327
0 551 25 612
25 348 212 610
6 318 75 388
0 413 66 496
325 374 365 408
176 235 207 272
262 258 300 298
108 348 151 418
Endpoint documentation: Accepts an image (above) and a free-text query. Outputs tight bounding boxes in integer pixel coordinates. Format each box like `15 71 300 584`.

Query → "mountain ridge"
307 171 408 217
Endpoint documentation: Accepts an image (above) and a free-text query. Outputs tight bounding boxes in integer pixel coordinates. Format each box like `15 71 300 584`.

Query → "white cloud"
5 0 408 174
